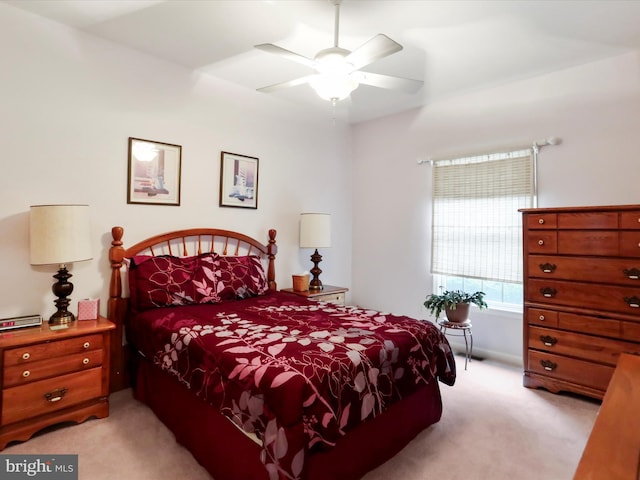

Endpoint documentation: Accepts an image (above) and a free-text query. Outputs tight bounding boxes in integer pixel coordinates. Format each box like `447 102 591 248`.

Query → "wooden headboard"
107 226 278 391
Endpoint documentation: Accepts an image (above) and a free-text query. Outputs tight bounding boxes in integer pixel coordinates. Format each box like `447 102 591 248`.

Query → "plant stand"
438 319 473 370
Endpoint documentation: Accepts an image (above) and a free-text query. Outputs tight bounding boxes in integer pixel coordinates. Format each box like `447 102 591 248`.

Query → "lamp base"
309 249 324 291
49 310 75 325
49 265 76 325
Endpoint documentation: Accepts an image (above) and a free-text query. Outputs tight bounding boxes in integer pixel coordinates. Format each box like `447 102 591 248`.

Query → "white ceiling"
5 0 640 123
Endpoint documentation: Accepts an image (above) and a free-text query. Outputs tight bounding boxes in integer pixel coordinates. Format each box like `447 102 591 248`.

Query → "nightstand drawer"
3 350 104 387
312 292 346 305
2 368 103 425
4 334 103 366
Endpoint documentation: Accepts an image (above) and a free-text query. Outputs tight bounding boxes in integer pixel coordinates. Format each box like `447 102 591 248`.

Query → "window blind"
431 149 534 283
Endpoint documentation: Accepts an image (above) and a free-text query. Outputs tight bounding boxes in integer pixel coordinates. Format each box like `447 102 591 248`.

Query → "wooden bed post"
108 226 127 392
267 229 277 291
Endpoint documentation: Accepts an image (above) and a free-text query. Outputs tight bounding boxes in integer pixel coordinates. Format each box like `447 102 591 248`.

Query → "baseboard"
449 343 522 368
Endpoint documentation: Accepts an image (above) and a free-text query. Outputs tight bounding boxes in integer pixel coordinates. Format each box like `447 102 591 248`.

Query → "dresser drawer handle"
623 268 640 280
22 370 30 378
44 388 67 403
624 296 640 308
537 240 544 246
539 263 557 274
22 353 30 361
82 358 90 365
540 359 557 371
540 335 557 347
538 218 545 225
540 287 557 298
538 315 546 321
83 342 90 349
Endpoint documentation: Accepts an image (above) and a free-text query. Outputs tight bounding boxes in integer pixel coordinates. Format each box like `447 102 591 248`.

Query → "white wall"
351 52 640 365
0 4 352 320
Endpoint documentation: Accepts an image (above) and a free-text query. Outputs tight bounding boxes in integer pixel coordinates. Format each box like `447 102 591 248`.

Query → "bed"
107 226 456 480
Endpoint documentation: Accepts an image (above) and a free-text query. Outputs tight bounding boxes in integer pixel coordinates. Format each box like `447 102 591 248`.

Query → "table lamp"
299 213 331 290
30 204 92 325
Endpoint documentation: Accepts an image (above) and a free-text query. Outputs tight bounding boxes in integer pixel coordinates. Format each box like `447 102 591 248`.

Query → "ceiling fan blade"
346 34 403 71
254 43 317 69
257 75 318 93
352 71 423 94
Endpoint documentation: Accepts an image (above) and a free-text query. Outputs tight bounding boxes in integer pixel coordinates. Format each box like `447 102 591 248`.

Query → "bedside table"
281 285 349 305
0 316 115 449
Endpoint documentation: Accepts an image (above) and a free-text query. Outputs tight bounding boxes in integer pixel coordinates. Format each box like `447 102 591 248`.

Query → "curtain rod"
416 137 561 165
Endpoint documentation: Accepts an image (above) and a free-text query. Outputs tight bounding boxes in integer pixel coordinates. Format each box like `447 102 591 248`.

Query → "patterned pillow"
128 253 268 310
129 253 224 310
215 255 269 300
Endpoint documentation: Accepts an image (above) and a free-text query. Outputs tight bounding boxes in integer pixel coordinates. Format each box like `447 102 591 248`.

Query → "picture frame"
219 151 259 209
127 137 182 206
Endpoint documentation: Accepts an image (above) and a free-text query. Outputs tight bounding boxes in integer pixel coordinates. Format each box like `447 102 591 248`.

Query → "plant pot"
444 303 470 323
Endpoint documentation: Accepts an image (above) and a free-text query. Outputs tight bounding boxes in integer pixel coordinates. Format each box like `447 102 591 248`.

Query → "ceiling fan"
254 0 423 104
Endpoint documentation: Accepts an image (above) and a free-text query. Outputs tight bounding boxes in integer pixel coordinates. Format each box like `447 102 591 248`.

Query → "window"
430 149 535 310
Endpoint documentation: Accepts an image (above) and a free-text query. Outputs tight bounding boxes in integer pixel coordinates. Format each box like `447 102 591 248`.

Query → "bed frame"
107 226 444 480
108 226 278 391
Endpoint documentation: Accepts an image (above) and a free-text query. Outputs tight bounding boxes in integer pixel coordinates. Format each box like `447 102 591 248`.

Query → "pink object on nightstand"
77 298 100 320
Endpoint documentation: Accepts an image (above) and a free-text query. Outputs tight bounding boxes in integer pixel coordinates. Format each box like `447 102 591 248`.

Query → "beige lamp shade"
30 204 93 265
300 213 331 248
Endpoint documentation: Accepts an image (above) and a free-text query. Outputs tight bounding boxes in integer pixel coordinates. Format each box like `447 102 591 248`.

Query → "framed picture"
219 151 259 209
127 137 182 206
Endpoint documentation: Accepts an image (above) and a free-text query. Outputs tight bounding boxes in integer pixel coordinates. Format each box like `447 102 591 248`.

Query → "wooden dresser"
520 205 640 400
0 317 114 448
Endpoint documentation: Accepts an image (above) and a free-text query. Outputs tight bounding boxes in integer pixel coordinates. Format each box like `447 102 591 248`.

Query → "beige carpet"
4 356 600 479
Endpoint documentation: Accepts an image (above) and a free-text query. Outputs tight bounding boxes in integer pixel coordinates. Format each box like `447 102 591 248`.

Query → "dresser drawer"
619 211 640 229
527 350 614 392
525 232 557 254
558 230 618 256
557 312 621 338
3 350 104 388
528 326 639 365
526 213 557 230
527 255 640 286
557 212 618 229
4 334 103 367
2 368 103 425
526 307 558 328
619 231 640 258
527 278 640 315
622 321 640 342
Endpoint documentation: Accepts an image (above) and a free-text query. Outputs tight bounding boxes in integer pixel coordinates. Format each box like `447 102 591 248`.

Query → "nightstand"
281 285 349 305
0 316 115 449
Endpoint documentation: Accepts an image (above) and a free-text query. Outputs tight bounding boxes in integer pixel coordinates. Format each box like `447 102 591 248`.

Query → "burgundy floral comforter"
130 291 456 480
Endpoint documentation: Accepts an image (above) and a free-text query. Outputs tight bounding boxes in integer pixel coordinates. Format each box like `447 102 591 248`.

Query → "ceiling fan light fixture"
309 73 359 102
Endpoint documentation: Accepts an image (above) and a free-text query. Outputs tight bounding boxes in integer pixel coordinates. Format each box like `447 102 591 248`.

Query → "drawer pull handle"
540 287 557 298
44 388 67 403
22 370 30 378
83 342 90 349
624 296 640 308
82 358 90 365
540 335 558 347
22 353 30 360
538 240 544 246
540 359 557 371
538 218 545 224
623 268 640 280
538 315 546 321
539 263 557 274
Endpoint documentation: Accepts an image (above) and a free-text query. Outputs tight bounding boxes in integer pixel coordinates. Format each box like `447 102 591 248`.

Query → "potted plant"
423 289 488 323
